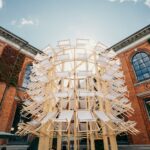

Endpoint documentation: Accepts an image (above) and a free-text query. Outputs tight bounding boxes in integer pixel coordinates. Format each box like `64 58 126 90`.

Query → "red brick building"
0 26 41 145
110 24 150 145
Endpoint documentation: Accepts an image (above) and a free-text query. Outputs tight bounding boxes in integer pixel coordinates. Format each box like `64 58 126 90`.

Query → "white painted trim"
137 91 150 97
0 36 20 49
0 36 36 58
134 79 150 87
116 34 150 54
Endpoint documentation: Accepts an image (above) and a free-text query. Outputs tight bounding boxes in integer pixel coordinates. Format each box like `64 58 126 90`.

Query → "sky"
0 0 150 49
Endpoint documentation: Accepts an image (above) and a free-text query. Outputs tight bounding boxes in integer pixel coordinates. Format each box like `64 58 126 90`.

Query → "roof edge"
0 26 42 55
108 24 150 52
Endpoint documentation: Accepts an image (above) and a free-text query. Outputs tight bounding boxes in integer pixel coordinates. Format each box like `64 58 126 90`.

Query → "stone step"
118 145 150 150
1 144 150 150
0 145 29 150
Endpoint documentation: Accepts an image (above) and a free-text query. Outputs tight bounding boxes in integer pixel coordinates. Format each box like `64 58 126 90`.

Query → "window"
132 52 150 82
144 98 150 119
22 64 32 88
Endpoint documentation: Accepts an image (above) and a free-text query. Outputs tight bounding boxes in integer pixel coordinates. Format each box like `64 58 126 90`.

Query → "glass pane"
132 57 137 62
135 53 141 59
137 76 144 81
133 61 139 66
143 73 150 79
141 68 148 74
138 59 144 64
143 56 149 62
136 70 142 76
139 63 146 68
134 65 140 70
145 61 150 67
141 53 147 58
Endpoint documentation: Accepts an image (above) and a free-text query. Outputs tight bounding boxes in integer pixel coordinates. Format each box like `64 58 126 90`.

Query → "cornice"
0 26 42 55
108 24 150 52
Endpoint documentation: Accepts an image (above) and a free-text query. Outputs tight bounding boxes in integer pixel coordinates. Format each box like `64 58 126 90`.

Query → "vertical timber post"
38 136 50 150
94 50 109 150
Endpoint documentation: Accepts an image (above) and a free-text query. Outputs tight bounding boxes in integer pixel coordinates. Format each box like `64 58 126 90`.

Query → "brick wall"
0 84 16 144
0 40 6 56
0 40 34 145
117 41 150 144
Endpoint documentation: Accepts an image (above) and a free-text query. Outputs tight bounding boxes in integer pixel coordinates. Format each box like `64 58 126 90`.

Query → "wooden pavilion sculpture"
17 39 139 150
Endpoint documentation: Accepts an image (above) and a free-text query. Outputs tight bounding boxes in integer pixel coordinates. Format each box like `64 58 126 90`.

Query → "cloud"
11 18 39 27
108 0 139 3
108 0 150 8
0 0 3 9
20 18 34 25
145 0 150 7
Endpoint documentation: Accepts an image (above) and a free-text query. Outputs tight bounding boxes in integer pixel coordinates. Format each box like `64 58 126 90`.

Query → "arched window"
132 52 150 82
22 64 32 88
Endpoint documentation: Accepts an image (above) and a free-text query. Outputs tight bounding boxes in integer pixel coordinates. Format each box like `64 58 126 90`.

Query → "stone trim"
0 26 42 55
134 79 150 87
108 24 150 52
137 91 150 97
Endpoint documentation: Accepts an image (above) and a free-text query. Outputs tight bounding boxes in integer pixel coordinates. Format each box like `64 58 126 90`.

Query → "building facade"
110 24 150 144
0 26 41 145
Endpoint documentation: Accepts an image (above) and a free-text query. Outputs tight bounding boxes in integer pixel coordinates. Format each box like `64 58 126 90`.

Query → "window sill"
17 86 28 92
134 78 150 87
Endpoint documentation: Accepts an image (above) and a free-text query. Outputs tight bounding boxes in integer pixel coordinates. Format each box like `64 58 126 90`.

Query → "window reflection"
22 64 32 88
132 52 150 82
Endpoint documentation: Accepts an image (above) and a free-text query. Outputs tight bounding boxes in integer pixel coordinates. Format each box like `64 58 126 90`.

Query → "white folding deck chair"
77 110 99 133
51 110 74 132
